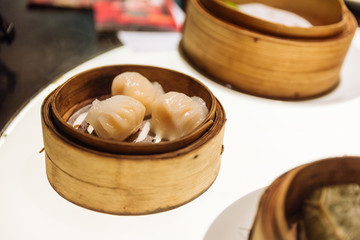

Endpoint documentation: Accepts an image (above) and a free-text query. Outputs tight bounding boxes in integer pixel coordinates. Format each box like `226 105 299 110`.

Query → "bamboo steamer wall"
181 0 357 99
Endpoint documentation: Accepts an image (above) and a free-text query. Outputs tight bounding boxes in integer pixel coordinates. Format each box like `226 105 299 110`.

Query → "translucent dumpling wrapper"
151 91 209 141
111 72 164 116
85 95 145 141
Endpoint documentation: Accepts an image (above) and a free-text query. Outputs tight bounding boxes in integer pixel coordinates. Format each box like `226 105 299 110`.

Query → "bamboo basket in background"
180 0 357 99
41 65 226 215
249 156 360 239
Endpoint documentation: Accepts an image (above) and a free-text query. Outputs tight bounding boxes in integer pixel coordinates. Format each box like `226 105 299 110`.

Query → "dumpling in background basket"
151 91 209 141
85 95 145 141
111 72 164 116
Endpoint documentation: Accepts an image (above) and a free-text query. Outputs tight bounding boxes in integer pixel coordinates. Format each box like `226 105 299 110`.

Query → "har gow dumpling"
151 92 209 141
111 72 164 116
85 95 145 141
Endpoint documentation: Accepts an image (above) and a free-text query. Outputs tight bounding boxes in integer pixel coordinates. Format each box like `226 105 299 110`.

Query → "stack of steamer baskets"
41 65 226 215
181 0 358 99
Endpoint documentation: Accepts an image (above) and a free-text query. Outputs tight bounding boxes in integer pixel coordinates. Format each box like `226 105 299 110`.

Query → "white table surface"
1 29 360 240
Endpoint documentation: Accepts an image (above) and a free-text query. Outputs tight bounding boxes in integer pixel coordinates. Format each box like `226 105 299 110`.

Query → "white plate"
0 29 360 240
204 188 264 240
347 0 360 4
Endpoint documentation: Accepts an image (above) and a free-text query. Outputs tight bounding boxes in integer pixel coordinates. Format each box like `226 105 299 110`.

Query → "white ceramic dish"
204 188 264 240
347 0 360 4
0 29 360 239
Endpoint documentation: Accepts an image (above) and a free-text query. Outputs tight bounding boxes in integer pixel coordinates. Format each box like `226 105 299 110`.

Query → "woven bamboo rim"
181 0 357 99
249 156 360 239
50 65 217 154
201 0 346 38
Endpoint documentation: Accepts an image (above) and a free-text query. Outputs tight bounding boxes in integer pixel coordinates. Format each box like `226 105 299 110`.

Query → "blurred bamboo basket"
41 65 226 215
180 0 357 99
249 156 360 240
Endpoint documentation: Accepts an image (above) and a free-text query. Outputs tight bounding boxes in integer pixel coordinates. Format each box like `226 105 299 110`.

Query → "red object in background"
94 0 178 31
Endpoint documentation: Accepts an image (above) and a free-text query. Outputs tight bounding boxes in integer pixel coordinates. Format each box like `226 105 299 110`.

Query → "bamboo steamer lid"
249 156 360 239
40 65 226 215
181 0 357 99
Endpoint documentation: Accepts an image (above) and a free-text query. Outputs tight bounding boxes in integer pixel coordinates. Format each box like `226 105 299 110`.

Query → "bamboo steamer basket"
248 156 360 239
50 65 217 154
201 0 346 38
41 65 226 215
180 0 357 99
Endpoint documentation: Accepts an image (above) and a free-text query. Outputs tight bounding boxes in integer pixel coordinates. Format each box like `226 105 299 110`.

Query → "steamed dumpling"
151 92 209 140
111 72 164 116
85 95 145 141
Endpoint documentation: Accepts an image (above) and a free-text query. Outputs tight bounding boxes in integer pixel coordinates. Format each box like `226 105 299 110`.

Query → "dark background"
0 0 359 135
0 0 121 135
